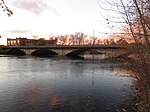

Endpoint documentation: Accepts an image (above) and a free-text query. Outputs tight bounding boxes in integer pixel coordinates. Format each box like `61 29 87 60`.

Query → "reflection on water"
80 54 109 60
0 55 135 112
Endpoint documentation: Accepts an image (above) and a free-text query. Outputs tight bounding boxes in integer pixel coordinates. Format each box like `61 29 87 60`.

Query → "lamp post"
92 29 100 45
92 29 96 45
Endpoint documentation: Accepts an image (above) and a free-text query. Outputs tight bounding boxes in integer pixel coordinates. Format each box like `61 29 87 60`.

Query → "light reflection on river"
0 55 134 112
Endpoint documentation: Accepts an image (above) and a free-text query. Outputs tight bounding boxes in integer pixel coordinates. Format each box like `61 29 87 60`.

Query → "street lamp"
92 29 100 45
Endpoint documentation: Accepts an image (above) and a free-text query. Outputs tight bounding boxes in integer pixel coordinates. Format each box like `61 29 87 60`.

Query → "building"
7 37 57 46
7 37 38 46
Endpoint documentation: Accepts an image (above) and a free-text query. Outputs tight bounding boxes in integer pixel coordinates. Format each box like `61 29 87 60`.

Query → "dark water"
0 55 134 112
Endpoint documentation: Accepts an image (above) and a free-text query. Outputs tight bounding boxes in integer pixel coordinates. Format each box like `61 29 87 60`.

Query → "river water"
0 55 135 112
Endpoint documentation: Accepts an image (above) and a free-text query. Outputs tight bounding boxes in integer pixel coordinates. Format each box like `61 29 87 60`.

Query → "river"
0 55 135 112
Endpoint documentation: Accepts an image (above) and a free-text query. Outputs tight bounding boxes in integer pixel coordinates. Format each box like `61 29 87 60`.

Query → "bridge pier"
50 49 75 56
20 49 37 55
96 49 116 58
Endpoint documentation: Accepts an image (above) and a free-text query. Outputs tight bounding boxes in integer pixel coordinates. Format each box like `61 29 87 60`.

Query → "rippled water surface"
0 55 134 112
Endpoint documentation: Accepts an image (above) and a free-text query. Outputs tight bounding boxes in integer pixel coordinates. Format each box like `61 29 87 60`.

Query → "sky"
0 0 125 45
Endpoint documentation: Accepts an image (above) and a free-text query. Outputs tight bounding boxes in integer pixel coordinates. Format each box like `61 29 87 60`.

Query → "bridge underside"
31 49 58 56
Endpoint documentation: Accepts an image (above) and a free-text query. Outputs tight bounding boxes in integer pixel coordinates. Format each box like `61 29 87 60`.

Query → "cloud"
7 29 31 34
11 0 60 15
50 7 61 16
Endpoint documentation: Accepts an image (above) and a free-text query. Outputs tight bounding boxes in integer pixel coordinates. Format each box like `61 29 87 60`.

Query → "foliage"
119 0 150 111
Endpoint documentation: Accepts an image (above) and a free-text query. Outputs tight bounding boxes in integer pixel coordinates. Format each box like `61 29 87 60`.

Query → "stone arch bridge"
2 45 133 58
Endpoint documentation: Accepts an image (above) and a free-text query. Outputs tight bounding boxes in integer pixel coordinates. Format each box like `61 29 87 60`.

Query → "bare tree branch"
0 0 13 16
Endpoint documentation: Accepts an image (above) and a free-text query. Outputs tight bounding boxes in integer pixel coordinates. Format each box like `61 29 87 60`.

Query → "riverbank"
117 51 150 112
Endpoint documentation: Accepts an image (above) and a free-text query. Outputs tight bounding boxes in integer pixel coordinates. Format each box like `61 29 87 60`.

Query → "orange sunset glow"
0 0 123 45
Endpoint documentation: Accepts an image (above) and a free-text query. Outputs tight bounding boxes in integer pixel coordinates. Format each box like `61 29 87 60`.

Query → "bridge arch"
6 48 26 55
31 49 58 56
66 49 86 57
66 49 102 57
